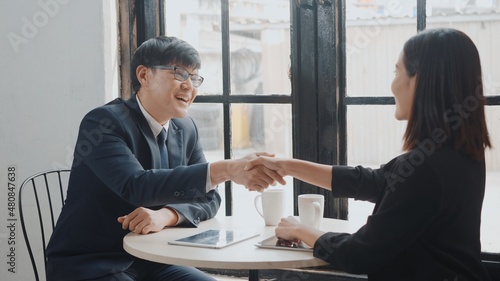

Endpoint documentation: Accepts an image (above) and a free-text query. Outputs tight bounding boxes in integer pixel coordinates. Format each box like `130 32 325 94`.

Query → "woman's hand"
275 216 302 240
244 155 288 178
231 152 286 191
275 216 326 248
210 152 286 192
117 207 179 234
246 156 333 191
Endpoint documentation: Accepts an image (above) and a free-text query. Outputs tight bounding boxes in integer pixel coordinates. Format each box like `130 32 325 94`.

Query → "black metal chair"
19 169 71 281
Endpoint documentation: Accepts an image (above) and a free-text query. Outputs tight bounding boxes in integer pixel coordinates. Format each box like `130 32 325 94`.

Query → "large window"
162 0 294 221
152 0 499 256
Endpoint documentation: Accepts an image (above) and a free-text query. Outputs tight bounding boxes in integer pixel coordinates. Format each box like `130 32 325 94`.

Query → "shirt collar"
136 95 170 139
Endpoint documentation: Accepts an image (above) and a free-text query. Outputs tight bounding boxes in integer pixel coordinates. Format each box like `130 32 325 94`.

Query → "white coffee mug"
254 189 285 226
298 194 324 229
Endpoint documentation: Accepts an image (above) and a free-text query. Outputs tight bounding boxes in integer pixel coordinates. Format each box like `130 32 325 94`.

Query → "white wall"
0 0 118 280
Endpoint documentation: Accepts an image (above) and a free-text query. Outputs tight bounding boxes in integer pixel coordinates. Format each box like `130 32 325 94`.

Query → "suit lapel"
125 95 163 168
167 120 184 167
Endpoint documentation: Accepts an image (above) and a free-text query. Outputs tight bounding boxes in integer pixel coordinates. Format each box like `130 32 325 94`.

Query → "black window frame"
135 0 500 267
137 0 500 218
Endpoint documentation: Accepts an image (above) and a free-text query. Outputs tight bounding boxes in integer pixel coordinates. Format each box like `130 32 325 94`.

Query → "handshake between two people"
211 151 287 192
118 152 288 235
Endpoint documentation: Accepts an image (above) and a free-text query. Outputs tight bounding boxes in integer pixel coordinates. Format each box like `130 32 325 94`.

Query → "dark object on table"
276 237 302 248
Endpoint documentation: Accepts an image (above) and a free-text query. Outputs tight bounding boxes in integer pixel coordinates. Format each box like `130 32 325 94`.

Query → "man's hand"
117 207 179 234
210 152 286 192
244 155 288 177
227 152 286 191
245 155 333 191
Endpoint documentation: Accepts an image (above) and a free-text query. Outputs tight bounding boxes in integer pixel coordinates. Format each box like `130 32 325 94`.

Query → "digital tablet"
168 229 260 249
255 236 313 252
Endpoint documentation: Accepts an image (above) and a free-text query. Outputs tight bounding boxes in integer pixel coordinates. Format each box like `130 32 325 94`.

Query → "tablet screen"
168 229 260 249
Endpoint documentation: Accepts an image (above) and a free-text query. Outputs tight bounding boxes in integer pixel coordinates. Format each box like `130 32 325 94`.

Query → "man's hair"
402 28 491 160
131 36 201 92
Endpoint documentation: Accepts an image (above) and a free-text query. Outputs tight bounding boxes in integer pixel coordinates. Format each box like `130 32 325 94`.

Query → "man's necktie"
157 128 169 168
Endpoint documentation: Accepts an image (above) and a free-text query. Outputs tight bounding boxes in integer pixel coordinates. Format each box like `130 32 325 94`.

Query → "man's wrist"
209 160 231 186
163 207 180 226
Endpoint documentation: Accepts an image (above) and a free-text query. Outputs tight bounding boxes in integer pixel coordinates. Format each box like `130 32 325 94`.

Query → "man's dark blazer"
46 95 221 280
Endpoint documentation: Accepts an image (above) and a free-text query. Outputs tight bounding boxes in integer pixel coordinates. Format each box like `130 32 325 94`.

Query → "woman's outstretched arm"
245 156 333 190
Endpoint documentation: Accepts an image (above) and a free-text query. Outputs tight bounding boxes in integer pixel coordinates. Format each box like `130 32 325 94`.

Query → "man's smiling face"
137 64 199 125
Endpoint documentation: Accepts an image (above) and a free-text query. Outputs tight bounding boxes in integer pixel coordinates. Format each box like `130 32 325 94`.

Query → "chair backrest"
19 169 71 281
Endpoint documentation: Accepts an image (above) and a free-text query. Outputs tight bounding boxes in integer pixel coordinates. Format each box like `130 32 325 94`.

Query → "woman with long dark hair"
246 28 491 280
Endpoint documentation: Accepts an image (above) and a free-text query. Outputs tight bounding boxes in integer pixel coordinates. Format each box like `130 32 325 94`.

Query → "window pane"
427 1 499 16
482 106 500 253
231 104 293 221
346 1 500 97
163 0 292 96
189 103 226 216
189 103 223 151
347 105 406 165
163 0 223 95
228 0 291 96
346 105 407 226
345 0 418 97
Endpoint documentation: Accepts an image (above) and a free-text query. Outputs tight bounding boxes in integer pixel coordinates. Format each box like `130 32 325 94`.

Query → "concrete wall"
0 0 119 280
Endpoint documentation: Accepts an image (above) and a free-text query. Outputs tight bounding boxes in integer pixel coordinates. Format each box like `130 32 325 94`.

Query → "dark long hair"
402 28 491 161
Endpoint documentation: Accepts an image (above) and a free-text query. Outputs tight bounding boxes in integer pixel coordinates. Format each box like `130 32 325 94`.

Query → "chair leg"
248 269 259 281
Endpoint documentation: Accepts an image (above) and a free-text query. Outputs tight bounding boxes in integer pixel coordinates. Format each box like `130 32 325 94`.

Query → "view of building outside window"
164 0 293 222
164 0 499 250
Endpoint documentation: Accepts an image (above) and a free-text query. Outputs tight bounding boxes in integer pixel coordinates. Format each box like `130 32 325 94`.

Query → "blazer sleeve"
331 164 387 202
164 117 221 227
74 106 209 207
313 158 443 273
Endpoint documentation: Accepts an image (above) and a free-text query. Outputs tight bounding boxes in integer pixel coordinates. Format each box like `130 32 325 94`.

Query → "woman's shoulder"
386 145 484 190
393 144 480 167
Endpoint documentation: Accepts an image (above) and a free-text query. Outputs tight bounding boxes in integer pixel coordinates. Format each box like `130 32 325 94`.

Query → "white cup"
298 194 324 229
254 189 285 226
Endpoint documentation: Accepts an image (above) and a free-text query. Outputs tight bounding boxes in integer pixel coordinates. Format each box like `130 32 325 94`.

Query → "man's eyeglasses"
151 65 204 88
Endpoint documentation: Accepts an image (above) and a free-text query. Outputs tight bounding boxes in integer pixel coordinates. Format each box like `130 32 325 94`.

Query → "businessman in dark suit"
46 36 283 281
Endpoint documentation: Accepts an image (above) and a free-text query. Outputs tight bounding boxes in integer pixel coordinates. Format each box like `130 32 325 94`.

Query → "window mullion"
292 0 348 219
417 0 427 32
220 0 233 216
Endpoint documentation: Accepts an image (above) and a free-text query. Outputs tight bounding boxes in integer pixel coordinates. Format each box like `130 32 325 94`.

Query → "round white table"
123 216 357 280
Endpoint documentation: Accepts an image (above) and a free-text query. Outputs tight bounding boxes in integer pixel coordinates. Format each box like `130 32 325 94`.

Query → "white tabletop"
123 216 357 270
